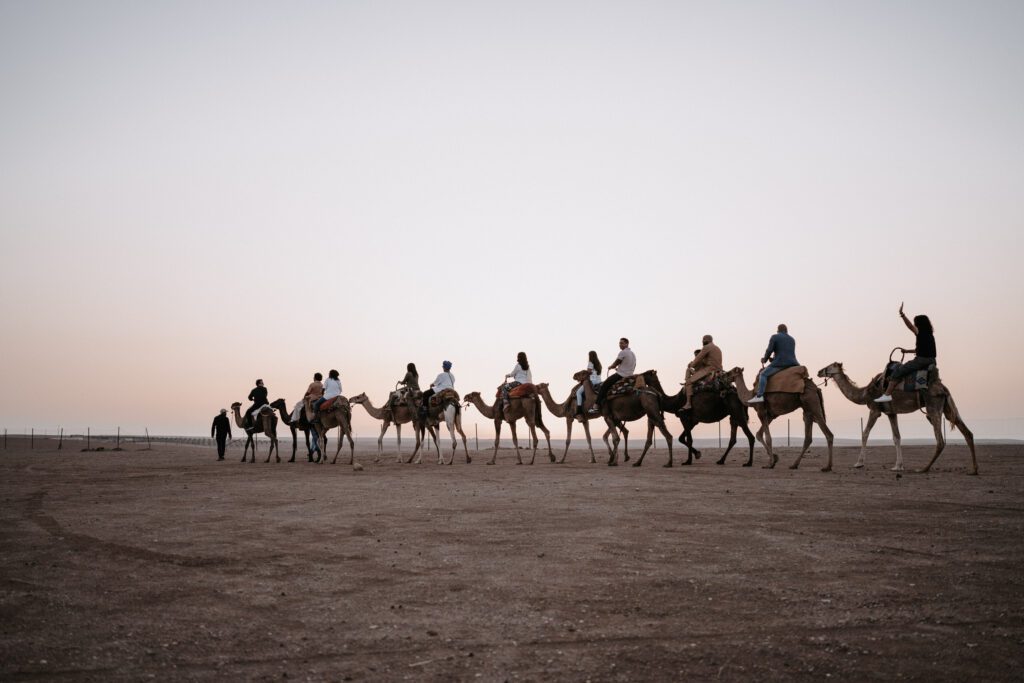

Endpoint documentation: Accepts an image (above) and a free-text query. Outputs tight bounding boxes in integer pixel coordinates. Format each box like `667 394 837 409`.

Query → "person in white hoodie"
500 351 532 408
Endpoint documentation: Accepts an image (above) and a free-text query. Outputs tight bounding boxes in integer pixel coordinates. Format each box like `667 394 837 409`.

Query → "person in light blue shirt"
748 324 799 404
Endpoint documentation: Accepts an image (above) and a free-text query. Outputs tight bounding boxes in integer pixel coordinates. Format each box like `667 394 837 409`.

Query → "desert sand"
1 438 1022 681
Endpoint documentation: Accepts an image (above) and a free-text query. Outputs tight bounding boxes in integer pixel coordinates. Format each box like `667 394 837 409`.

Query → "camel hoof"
466 456 472 464
715 459 725 466
681 461 692 466
742 462 752 468
608 462 617 467
548 456 556 463
821 466 832 473
967 469 978 476
694 451 702 459
789 464 799 470
891 466 905 472
852 463 864 469
486 461 494 466
662 463 672 468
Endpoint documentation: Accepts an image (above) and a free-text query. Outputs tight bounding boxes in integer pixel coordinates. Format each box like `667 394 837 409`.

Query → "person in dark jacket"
875 303 937 402
211 408 232 460
247 379 268 424
748 324 799 404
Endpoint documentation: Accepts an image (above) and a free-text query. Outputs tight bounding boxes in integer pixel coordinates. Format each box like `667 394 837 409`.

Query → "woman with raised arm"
875 303 937 403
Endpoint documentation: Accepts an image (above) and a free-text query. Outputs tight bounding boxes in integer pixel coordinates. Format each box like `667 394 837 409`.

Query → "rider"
593 337 636 411
575 351 602 418
313 369 342 418
501 352 532 409
875 303 936 403
747 324 798 404
421 360 455 417
681 334 723 411
247 379 269 424
393 362 420 411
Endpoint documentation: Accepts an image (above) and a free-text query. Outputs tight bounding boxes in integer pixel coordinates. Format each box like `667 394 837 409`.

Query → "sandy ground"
1 437 1022 681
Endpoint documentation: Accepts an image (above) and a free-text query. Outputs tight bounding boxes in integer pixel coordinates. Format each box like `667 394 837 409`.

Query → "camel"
463 390 554 465
350 392 427 463
668 369 756 467
535 372 615 464
269 398 318 463
407 392 470 466
307 398 357 466
578 371 674 467
730 367 835 471
817 362 977 474
229 402 280 463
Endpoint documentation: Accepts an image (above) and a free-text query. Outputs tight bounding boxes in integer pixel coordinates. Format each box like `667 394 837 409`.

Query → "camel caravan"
223 306 978 475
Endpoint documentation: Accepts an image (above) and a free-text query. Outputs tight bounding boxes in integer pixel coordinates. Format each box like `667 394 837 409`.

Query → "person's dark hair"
407 362 417 375
314 372 322 381
329 369 339 380
588 350 602 375
777 324 788 333
255 379 263 386
914 315 933 335
620 337 629 345
517 351 529 371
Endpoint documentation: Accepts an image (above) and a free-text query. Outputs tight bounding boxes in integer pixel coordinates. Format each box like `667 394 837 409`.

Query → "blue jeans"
577 381 601 406
757 364 795 396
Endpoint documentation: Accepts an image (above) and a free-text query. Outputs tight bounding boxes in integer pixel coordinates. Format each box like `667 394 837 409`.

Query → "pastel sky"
2 1 1022 440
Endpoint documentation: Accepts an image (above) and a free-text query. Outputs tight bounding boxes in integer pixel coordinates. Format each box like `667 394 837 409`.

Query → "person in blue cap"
420 360 455 417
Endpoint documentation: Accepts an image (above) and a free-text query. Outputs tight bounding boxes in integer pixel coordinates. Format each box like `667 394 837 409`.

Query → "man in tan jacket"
682 335 723 411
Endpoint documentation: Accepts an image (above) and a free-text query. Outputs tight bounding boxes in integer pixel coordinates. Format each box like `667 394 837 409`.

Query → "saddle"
880 362 940 393
693 371 733 395
429 388 459 408
391 388 421 408
753 366 809 394
607 375 649 400
244 404 274 429
494 382 538 400
320 396 350 412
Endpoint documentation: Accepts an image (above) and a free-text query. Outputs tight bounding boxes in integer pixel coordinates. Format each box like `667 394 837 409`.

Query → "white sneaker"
874 394 893 403
747 396 765 404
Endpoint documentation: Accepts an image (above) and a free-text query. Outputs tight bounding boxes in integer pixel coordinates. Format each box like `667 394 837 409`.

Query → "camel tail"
534 398 547 429
943 391 961 432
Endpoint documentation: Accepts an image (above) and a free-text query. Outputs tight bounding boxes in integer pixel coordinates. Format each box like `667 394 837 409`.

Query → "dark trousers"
216 436 227 459
890 356 935 381
595 374 625 406
420 389 435 414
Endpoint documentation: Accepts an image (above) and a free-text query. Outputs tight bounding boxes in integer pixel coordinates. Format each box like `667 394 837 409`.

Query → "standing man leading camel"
594 337 636 411
211 408 232 460
748 324 799 404
681 335 723 411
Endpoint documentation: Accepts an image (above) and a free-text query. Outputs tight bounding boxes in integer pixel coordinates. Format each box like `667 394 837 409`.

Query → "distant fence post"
860 417 864 441
31 428 34 450
718 422 722 449
116 427 120 449
58 427 64 450
145 428 152 450
475 424 479 451
87 427 90 451
787 420 790 447
3 428 6 449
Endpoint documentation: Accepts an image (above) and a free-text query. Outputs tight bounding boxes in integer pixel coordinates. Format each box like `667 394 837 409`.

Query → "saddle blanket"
693 372 732 395
495 382 538 399
321 396 349 412
291 401 304 422
608 375 648 399
755 366 809 394
391 389 421 408
881 362 938 393
430 389 459 408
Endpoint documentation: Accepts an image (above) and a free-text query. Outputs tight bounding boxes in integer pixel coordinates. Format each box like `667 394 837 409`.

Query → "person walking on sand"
211 408 232 460
593 338 636 411
747 324 798 404
875 303 937 403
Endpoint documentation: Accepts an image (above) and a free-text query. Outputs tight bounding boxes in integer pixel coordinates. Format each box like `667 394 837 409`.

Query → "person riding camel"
875 303 937 403
247 379 269 426
681 334 723 411
593 337 636 411
575 351 602 419
500 352 532 410
393 362 420 411
313 369 342 419
747 324 798 404
420 361 455 418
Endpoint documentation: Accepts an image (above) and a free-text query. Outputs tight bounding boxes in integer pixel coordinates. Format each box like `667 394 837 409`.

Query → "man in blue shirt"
747 324 798 404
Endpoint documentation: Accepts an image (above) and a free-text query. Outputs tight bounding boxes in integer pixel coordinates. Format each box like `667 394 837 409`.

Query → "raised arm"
899 302 918 335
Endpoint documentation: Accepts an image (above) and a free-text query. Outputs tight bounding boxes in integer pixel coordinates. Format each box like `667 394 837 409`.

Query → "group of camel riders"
238 303 936 426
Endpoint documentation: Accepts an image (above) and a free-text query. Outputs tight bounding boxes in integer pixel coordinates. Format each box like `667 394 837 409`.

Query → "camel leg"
680 426 695 465
854 410 881 469
542 423 554 463
604 418 620 466
347 430 355 466
375 421 387 463
887 413 904 472
760 420 778 469
511 422 524 465
583 419 596 464
396 423 402 460
632 419 657 467
289 426 297 463
789 412 815 470
917 409 946 474
560 418 573 464
739 419 756 467
939 402 977 475
659 418 675 467
527 417 538 466
455 413 470 464
445 408 458 465
488 420 502 465
717 422 739 465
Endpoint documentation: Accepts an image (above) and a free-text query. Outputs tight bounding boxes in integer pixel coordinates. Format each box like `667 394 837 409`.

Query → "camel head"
724 367 744 382
349 392 368 404
270 398 287 410
536 383 548 392
230 402 242 412
463 391 481 407
572 370 589 383
817 362 843 379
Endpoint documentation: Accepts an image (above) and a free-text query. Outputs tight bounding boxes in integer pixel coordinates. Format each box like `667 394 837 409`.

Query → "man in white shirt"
594 338 636 410
420 360 455 417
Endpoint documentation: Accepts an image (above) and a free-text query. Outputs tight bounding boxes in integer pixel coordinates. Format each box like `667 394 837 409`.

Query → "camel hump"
757 366 809 394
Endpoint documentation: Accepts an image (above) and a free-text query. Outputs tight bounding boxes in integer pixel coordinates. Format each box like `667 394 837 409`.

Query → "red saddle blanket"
495 382 538 399
321 396 349 412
